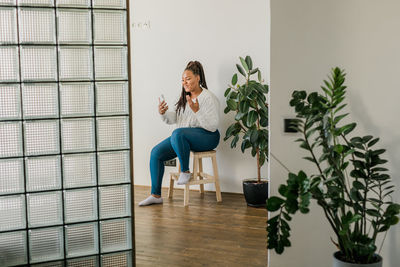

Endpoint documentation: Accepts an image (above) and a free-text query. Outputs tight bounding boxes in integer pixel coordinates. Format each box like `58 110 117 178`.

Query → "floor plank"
134 185 268 267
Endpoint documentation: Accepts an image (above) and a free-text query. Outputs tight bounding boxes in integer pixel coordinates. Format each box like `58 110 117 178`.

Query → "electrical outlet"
164 159 176 167
284 118 298 133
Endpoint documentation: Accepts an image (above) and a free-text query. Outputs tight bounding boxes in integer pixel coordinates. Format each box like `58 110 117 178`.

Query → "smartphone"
160 94 165 102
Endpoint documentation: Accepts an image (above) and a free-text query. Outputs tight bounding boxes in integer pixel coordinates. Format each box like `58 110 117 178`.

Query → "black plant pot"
242 179 269 207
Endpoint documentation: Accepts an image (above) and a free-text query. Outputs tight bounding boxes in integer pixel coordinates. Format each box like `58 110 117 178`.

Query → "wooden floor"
134 185 268 267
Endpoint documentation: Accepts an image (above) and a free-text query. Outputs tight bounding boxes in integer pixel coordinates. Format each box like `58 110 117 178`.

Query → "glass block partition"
0 0 133 266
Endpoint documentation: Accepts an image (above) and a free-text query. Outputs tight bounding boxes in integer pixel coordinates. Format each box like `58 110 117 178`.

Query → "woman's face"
182 70 200 93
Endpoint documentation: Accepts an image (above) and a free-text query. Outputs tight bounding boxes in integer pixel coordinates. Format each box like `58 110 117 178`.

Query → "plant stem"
270 153 291 173
257 148 261 183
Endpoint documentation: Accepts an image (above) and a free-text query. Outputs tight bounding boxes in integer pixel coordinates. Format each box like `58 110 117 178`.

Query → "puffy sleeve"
160 111 177 124
194 91 220 132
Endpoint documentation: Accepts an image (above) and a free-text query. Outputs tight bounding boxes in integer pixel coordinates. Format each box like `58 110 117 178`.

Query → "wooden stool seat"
168 150 222 206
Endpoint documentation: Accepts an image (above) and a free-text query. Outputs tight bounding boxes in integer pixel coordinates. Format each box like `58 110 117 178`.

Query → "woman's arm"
161 111 177 124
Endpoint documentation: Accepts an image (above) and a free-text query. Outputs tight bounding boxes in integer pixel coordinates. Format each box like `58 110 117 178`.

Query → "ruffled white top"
160 88 220 132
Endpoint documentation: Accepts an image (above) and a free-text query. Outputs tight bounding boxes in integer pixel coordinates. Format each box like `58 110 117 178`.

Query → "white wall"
270 0 400 266
130 0 270 193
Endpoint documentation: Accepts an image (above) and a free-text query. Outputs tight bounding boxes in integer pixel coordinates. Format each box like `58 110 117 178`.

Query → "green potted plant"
224 55 269 207
266 67 400 266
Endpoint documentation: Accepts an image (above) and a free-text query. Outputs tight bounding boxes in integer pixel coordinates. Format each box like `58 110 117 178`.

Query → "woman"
139 61 220 206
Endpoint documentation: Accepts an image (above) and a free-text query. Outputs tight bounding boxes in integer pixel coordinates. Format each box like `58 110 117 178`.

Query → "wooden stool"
167 150 222 206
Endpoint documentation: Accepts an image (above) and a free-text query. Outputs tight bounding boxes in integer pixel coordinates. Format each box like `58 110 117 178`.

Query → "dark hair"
175 61 208 114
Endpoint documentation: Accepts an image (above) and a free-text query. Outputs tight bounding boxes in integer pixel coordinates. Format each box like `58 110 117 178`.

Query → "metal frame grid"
0 0 134 266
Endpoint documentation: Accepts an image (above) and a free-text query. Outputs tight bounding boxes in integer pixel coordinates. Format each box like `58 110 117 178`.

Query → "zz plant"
223 55 269 183
266 67 400 264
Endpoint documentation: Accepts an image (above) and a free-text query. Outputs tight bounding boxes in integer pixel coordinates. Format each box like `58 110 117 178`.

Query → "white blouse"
160 88 220 132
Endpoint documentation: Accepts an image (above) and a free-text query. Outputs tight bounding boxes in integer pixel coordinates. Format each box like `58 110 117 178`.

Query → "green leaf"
245 55 253 70
362 135 373 143
227 99 237 111
241 139 251 153
223 106 230 114
231 134 239 148
368 138 380 147
246 110 258 127
260 116 268 127
258 70 262 82
340 123 357 135
266 196 284 212
250 130 259 144
235 112 245 121
353 181 365 190
366 209 381 217
371 149 386 156
249 68 259 75
224 123 240 140
236 64 246 77
303 157 315 163
231 74 238 85
224 87 231 97
333 113 349 124
239 100 250 113
278 185 288 196
240 57 249 73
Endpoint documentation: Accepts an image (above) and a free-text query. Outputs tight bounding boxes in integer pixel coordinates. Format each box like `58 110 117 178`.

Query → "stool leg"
168 174 174 199
192 155 198 184
184 184 190 206
198 157 204 194
212 155 222 202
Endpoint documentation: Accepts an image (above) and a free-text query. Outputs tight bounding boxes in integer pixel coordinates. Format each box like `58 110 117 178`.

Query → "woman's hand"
158 99 168 115
186 95 199 113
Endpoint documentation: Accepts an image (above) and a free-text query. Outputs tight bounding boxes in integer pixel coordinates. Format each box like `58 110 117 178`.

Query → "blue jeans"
150 127 220 196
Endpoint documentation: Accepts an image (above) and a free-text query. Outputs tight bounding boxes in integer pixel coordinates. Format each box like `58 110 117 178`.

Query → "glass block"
0 158 24 195
65 222 99 258
98 151 130 185
0 84 21 120
26 156 61 192
68 256 99 267
0 7 17 44
96 82 128 115
27 191 63 227
29 227 64 263
57 9 91 44
0 0 16 6
57 0 90 7
20 46 57 81
0 231 28 267
0 195 26 231
24 120 60 156
93 0 126 8
0 46 19 82
94 47 127 80
101 251 132 267
64 188 97 223
18 8 55 44
94 10 126 44
100 218 131 253
61 118 95 153
22 83 59 119
97 117 129 151
99 185 130 219
0 122 22 158
63 153 96 188
19 0 54 6
32 261 64 267
60 82 94 117
59 47 93 81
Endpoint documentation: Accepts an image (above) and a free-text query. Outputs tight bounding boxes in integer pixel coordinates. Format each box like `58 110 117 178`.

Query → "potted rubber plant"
224 55 269 207
266 67 400 266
